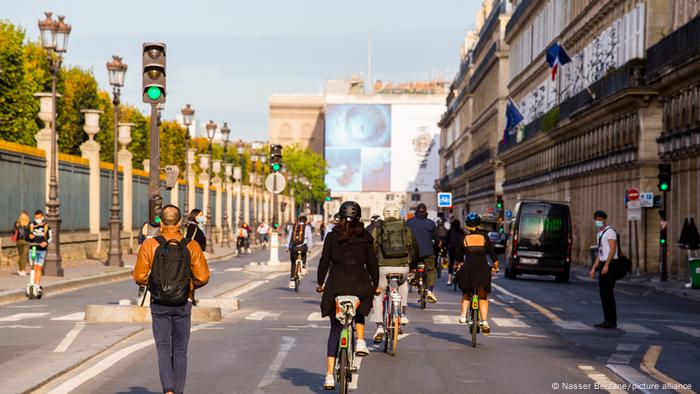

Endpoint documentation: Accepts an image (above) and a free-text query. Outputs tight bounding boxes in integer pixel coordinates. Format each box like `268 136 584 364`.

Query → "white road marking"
606 364 661 394
6 304 47 308
265 328 299 331
578 365 627 394
245 311 281 321
617 323 658 335
220 280 268 298
668 325 700 338
265 272 290 280
224 267 243 272
53 322 86 352
492 284 561 322
0 312 50 321
51 312 85 321
616 344 640 352
502 306 524 318
254 336 296 393
0 325 41 329
641 345 694 394
607 353 634 364
307 312 324 321
209 268 216 272
432 315 460 325
492 318 529 328
349 354 365 390
554 320 595 331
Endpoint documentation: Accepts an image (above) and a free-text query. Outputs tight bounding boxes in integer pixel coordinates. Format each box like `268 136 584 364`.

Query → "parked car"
504 200 572 283
480 216 506 255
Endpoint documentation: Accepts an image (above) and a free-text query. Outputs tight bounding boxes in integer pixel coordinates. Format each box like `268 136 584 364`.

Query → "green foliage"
95 90 115 163
55 66 101 155
282 144 327 203
122 106 149 169
160 120 186 171
541 106 560 134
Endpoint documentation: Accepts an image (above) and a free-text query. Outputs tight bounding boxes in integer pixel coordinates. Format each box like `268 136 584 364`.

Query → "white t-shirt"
597 226 618 261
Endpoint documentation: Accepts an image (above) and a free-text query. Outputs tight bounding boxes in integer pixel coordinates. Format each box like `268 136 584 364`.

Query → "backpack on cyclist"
291 223 306 245
434 225 448 240
148 236 192 306
379 220 409 258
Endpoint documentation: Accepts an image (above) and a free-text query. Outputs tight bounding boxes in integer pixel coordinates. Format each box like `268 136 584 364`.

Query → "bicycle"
416 262 427 310
381 273 403 356
436 245 448 279
25 244 43 300
334 295 360 394
465 288 481 347
293 249 304 292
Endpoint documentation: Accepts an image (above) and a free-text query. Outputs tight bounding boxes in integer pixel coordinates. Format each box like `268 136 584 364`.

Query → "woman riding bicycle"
455 213 499 335
317 201 379 390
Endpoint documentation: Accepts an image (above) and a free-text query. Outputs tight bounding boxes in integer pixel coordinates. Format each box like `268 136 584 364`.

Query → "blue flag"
503 99 524 144
546 43 571 81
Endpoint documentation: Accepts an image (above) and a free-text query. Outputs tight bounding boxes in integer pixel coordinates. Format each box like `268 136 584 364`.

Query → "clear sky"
6 0 480 141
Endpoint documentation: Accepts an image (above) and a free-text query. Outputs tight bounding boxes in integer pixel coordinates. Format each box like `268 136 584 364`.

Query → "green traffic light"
497 203 503 209
659 183 669 191
272 163 281 172
274 223 280 228
325 196 331 201
147 86 162 100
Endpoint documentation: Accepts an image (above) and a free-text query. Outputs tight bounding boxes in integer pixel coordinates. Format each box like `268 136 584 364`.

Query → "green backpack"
379 220 409 258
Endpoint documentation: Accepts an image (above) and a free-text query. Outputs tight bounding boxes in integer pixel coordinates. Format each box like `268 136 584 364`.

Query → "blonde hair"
17 211 30 227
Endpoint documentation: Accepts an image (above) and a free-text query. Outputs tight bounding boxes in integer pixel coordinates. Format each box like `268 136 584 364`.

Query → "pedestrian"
27 210 50 289
257 221 270 248
317 201 378 390
589 210 621 329
133 204 209 394
11 210 31 276
406 203 438 303
184 208 207 252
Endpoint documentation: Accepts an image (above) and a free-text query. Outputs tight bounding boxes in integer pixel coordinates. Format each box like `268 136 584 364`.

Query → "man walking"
406 203 438 303
589 210 619 329
134 204 210 394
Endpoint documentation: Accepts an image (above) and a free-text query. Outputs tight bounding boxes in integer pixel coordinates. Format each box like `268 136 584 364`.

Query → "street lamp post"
236 142 245 230
180 104 195 227
220 122 231 247
106 55 127 267
204 120 217 253
37 12 71 276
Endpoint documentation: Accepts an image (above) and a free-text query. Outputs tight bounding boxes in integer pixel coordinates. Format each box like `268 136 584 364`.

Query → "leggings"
327 314 365 357
447 248 459 275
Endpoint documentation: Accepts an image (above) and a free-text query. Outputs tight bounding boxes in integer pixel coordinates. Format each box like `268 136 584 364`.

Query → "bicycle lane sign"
438 192 452 208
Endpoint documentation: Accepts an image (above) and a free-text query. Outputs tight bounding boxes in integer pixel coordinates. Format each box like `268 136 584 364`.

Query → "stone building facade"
268 94 325 155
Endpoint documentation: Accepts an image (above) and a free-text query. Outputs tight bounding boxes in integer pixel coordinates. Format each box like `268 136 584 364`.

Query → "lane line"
53 322 86 352
607 353 634 364
253 336 296 393
606 364 668 394
616 344 641 352
0 324 41 329
641 346 696 394
432 315 460 325
245 311 281 321
224 267 243 272
617 323 658 335
554 320 595 331
307 312 324 321
492 284 561 322
0 312 50 321
51 312 85 321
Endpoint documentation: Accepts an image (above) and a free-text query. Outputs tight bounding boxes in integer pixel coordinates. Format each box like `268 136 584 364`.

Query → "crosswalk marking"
617 323 658 335
554 320 595 331
616 343 640 351
245 311 281 321
0 324 41 329
668 325 700 338
224 267 243 272
607 353 634 364
0 313 50 322
432 315 460 325
307 312 324 321
51 312 85 321
492 318 529 328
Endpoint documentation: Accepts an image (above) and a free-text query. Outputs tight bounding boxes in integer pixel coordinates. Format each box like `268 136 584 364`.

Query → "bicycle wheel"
338 348 349 394
391 315 400 356
470 306 478 347
382 298 390 353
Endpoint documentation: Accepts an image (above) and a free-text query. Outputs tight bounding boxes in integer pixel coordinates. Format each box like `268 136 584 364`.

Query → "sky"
5 0 480 141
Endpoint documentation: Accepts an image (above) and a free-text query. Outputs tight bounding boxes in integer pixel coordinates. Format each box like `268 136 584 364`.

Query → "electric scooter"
25 245 43 299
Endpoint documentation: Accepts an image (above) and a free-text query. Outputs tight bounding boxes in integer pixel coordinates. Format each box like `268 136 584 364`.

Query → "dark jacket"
447 226 466 252
317 230 379 318
185 222 206 252
406 215 436 258
28 221 50 250
13 223 30 241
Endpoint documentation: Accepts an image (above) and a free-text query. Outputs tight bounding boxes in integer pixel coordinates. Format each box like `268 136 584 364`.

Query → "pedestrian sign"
437 192 452 208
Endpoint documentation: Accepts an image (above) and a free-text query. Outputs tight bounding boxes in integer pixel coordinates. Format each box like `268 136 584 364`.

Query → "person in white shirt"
589 210 619 329
257 221 270 248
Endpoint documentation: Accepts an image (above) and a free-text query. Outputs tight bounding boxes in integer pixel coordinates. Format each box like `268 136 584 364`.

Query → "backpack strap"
155 236 167 246
180 238 191 248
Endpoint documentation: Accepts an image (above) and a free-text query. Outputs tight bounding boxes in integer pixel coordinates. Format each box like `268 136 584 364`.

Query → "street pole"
206 140 214 252
180 104 194 228
660 190 668 281
44 53 63 276
148 103 162 236
106 85 123 266
269 172 280 265
221 126 231 248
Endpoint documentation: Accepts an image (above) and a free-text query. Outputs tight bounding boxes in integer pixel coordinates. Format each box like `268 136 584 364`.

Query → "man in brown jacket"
134 204 209 394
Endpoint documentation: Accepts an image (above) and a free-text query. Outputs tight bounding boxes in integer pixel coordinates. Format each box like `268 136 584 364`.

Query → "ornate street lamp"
180 104 195 226
204 120 217 253
37 12 71 276
106 55 127 267
220 122 231 247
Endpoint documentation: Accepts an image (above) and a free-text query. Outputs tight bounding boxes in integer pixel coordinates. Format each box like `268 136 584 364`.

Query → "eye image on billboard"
325 104 391 148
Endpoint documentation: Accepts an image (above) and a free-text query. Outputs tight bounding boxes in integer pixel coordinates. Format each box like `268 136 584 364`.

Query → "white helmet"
383 204 401 220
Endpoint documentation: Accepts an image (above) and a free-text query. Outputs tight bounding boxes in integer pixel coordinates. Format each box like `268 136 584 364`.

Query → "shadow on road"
414 326 468 346
115 387 160 394
279 367 326 394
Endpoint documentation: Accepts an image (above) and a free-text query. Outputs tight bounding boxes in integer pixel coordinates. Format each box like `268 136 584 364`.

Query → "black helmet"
339 201 361 221
465 212 481 229
371 215 381 222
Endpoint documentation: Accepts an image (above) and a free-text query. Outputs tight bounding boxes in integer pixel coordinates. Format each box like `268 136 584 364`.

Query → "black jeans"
289 244 308 278
327 314 365 357
598 267 620 323
151 302 192 394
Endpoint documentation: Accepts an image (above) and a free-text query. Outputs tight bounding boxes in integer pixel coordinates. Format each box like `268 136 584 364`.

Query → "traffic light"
270 144 282 172
148 195 163 227
164 165 179 190
142 43 166 104
660 228 667 245
658 163 671 192
325 188 332 201
496 195 504 210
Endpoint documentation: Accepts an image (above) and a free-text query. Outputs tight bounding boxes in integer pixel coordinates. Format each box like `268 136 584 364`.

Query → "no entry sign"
626 188 640 201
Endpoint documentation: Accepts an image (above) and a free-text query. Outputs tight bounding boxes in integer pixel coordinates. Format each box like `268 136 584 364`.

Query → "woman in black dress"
317 201 379 390
184 209 207 252
454 213 499 334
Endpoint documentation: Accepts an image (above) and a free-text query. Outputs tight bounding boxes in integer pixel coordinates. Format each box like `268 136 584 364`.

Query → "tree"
55 66 101 155
95 90 115 163
282 144 327 204
160 120 186 171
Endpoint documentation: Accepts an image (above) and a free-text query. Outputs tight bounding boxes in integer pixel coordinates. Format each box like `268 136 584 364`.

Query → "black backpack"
379 220 410 258
598 228 631 280
291 223 306 245
148 236 192 306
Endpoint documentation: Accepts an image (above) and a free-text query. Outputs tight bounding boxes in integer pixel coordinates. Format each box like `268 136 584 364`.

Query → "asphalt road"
26 250 700 394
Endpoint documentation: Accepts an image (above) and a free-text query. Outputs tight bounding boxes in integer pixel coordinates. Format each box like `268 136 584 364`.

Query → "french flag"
546 43 571 81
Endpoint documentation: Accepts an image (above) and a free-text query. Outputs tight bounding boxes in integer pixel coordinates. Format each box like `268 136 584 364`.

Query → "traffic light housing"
325 188 332 201
658 163 671 192
496 195 504 210
149 195 163 227
270 144 282 172
142 43 166 104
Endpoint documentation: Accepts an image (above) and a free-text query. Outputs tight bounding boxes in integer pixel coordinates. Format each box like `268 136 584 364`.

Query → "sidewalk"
0 244 239 305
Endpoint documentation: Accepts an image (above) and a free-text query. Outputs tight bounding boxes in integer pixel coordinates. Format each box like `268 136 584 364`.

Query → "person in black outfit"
446 218 465 286
317 201 379 390
184 209 207 252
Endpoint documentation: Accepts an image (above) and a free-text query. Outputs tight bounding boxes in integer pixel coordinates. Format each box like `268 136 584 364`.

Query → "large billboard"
325 102 441 192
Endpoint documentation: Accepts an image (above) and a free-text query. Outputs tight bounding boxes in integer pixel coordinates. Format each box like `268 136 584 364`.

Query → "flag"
546 42 571 81
503 99 524 144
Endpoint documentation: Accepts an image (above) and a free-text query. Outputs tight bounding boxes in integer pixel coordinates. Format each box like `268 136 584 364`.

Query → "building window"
411 194 421 201
386 194 394 201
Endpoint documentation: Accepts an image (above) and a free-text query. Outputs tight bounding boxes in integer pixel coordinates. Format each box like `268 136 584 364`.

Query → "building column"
186 148 197 213
243 185 251 225
117 123 134 250
252 186 258 224
198 154 211 226
234 182 242 230
79 109 102 235
34 93 54 202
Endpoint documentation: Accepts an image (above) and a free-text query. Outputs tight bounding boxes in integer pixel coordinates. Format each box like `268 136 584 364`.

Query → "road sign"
437 192 452 208
640 192 654 208
626 188 640 201
627 200 642 221
487 207 494 215
265 173 286 194
400 209 406 219
505 210 513 219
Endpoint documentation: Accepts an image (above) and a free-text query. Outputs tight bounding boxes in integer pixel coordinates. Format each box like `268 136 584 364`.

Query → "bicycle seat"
385 273 404 281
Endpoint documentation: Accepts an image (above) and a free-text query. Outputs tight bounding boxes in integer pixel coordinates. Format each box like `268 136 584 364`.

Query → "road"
1 247 698 394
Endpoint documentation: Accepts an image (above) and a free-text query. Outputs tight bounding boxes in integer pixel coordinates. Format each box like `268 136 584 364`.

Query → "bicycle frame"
334 296 359 394
466 289 481 347
417 262 427 309
382 277 402 355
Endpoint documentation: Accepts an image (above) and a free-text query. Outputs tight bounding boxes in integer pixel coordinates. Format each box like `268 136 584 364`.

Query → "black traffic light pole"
660 191 668 281
148 103 162 235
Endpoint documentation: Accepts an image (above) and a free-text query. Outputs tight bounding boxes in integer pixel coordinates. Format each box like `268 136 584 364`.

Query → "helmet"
465 212 481 229
339 201 361 221
371 215 381 222
298 215 307 223
383 204 400 220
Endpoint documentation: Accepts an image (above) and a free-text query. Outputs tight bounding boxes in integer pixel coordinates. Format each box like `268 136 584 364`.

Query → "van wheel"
555 271 570 283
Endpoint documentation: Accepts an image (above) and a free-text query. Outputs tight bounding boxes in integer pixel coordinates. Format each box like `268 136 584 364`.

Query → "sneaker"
373 327 385 343
481 320 491 335
288 280 296 289
401 314 409 325
459 315 467 324
18 271 27 277
446 277 452 286
323 374 335 390
355 340 369 356
426 291 438 304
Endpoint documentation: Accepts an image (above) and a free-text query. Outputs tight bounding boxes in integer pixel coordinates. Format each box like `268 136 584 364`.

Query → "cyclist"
236 223 251 255
370 204 418 343
455 213 499 335
287 215 314 288
317 201 378 390
257 221 270 248
446 218 465 286
405 203 438 303
433 218 448 278
366 214 382 236
27 210 51 290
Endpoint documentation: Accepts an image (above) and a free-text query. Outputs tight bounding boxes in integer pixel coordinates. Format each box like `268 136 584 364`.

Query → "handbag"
598 227 631 280
10 225 19 242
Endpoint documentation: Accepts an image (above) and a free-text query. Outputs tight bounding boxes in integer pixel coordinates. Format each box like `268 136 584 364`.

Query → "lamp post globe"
106 55 127 267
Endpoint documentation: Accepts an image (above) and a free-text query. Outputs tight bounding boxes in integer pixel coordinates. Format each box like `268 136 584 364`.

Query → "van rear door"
516 203 570 267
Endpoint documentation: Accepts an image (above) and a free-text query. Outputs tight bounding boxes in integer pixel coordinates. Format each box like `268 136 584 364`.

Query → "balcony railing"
472 1 506 61
646 13 700 80
463 147 492 173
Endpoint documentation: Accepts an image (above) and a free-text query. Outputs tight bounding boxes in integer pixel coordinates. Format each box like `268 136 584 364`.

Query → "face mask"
595 220 604 229
34 218 43 224
197 216 205 224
